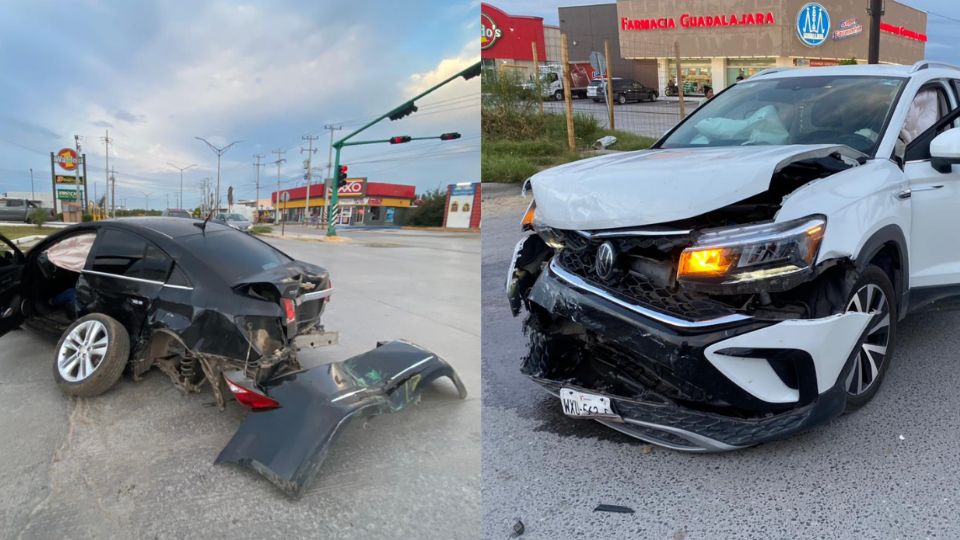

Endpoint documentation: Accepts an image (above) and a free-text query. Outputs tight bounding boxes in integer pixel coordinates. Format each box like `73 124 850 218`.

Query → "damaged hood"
531 144 852 230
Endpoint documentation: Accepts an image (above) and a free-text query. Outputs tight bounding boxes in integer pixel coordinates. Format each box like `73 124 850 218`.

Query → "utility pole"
301 135 318 226
167 162 196 209
100 130 111 212
29 168 34 201
253 154 265 222
867 0 884 64
195 137 240 215
323 125 341 225
272 148 286 225
560 34 575 152
142 192 152 214
166 193 170 210
604 39 615 130
110 168 117 218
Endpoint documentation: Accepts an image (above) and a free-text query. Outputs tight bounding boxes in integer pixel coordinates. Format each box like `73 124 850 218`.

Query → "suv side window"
6 199 24 207
90 229 172 282
904 83 957 161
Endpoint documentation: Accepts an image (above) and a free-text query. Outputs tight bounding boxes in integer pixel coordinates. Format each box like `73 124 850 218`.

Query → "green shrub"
251 224 273 235
28 208 48 227
481 153 539 183
81 213 93 222
407 189 446 227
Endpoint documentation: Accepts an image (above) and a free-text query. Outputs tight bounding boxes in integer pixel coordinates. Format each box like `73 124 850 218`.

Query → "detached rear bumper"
522 262 873 451
216 340 467 497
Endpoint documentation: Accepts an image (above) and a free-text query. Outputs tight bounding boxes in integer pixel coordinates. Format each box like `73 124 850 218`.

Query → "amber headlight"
677 216 825 289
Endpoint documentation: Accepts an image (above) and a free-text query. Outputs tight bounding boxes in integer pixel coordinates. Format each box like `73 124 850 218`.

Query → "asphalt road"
0 229 480 538
481 183 960 539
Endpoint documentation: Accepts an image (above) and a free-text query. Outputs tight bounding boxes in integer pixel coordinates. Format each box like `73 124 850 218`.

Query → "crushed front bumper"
522 261 873 451
215 340 467 497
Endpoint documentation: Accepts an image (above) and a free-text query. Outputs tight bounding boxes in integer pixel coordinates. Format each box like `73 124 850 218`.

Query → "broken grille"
554 238 735 322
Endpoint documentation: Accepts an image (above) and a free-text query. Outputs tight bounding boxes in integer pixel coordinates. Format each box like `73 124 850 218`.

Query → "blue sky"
0 0 480 209
494 0 960 65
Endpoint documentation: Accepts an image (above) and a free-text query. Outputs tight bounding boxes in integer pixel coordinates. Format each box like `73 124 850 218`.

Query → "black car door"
0 233 25 337
80 228 170 341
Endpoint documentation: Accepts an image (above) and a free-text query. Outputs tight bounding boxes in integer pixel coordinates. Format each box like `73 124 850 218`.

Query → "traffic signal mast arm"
326 61 479 236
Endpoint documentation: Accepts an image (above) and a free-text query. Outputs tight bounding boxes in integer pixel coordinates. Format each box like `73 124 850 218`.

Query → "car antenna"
195 206 216 235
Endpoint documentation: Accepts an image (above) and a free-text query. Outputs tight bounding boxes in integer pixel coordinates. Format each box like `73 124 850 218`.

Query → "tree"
406 188 447 227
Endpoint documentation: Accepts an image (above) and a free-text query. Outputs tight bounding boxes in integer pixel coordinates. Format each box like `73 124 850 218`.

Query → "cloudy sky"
494 0 960 64
0 0 480 209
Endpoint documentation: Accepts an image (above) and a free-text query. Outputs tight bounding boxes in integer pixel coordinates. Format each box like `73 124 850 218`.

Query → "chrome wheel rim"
844 284 890 396
58 320 108 382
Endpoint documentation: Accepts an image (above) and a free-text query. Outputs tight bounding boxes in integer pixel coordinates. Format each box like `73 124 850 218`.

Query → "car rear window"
180 230 290 282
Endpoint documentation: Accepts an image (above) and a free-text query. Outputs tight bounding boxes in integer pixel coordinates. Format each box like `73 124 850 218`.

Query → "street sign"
55 148 79 171
589 51 606 76
280 191 291 202
57 188 84 201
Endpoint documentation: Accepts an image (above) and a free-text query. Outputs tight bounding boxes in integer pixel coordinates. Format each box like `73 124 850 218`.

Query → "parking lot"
481 184 960 539
542 97 698 138
0 228 480 538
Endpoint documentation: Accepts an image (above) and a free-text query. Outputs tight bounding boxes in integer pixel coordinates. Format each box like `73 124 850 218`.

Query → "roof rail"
911 61 960 73
751 67 794 79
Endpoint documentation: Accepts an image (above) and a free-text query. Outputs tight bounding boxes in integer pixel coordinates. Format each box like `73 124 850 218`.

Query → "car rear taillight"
281 297 296 323
224 376 280 410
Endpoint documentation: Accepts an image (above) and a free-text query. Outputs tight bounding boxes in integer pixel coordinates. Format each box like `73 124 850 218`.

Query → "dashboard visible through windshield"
658 75 906 156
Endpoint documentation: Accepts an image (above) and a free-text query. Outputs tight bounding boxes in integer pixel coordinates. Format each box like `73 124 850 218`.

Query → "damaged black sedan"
0 217 465 495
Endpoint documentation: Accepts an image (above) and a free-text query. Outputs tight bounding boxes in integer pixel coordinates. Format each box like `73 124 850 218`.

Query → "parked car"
216 212 252 232
588 77 621 102
598 78 658 104
0 198 55 222
506 62 960 451
0 217 465 495
161 208 192 218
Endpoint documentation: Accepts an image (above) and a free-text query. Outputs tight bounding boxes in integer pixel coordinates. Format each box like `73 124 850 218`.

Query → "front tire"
554 90 563 101
617 93 627 105
843 265 897 410
53 313 130 397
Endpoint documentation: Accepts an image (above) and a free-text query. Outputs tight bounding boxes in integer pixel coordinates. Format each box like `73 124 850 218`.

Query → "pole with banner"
49 152 57 217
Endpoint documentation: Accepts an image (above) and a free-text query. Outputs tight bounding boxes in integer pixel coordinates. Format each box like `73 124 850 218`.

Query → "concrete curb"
261 233 353 243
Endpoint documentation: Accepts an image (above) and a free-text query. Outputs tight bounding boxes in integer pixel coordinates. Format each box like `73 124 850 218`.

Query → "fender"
853 224 909 318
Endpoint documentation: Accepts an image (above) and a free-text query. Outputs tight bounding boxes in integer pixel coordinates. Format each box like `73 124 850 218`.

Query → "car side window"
167 264 192 287
90 229 172 282
904 84 959 162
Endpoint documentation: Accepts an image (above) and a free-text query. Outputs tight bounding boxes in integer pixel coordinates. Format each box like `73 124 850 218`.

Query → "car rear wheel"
554 90 563 101
617 93 626 105
843 265 896 410
53 313 130 397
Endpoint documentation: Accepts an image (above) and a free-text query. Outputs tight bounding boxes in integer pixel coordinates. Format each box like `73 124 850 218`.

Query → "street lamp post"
141 191 152 214
167 162 196 210
29 168 34 202
194 137 240 215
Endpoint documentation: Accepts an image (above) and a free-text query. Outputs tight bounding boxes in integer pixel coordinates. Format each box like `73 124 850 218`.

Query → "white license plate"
587 88 597 96
560 388 621 420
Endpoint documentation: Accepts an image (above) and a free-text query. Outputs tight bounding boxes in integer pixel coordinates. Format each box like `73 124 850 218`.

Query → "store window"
370 206 381 221
666 58 712 96
726 58 775 88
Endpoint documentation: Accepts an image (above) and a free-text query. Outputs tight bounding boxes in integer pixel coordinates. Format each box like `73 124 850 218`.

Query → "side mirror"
930 127 960 173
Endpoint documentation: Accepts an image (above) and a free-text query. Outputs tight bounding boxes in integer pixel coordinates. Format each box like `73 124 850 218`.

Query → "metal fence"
542 97 699 140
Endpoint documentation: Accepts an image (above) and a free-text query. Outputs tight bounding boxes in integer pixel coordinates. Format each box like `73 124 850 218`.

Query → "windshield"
181 229 290 282
659 75 906 155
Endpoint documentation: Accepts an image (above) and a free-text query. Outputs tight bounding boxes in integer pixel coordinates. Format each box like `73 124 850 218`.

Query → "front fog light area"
678 216 826 290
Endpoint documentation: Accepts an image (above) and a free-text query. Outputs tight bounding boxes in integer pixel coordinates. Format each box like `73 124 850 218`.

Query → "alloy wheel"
57 319 109 382
844 283 890 396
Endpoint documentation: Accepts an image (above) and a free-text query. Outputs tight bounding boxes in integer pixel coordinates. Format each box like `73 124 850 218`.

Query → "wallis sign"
621 11 775 31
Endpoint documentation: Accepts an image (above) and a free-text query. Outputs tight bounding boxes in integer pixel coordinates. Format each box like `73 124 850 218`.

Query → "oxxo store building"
271 179 416 226
615 0 927 95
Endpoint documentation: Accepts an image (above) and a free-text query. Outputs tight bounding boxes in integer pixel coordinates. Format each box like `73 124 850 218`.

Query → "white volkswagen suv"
506 62 960 451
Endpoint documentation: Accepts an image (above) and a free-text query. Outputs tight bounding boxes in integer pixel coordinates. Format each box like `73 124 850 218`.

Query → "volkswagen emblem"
595 242 617 280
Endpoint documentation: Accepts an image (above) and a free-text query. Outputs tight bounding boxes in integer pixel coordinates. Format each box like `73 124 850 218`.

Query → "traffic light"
439 132 461 141
388 102 418 121
461 63 481 81
337 165 348 188
390 136 412 144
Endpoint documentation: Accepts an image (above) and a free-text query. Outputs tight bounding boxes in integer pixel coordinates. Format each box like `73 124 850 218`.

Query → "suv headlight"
677 216 825 290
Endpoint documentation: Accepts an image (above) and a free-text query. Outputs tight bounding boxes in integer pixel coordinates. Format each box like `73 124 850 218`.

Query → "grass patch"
482 100 657 182
251 224 273 235
0 226 61 240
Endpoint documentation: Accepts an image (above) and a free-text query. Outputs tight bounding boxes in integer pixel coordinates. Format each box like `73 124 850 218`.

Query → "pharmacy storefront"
616 0 927 96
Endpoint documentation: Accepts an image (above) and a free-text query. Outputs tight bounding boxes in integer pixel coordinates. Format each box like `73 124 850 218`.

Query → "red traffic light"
440 132 461 141
338 165 348 181
390 136 412 144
